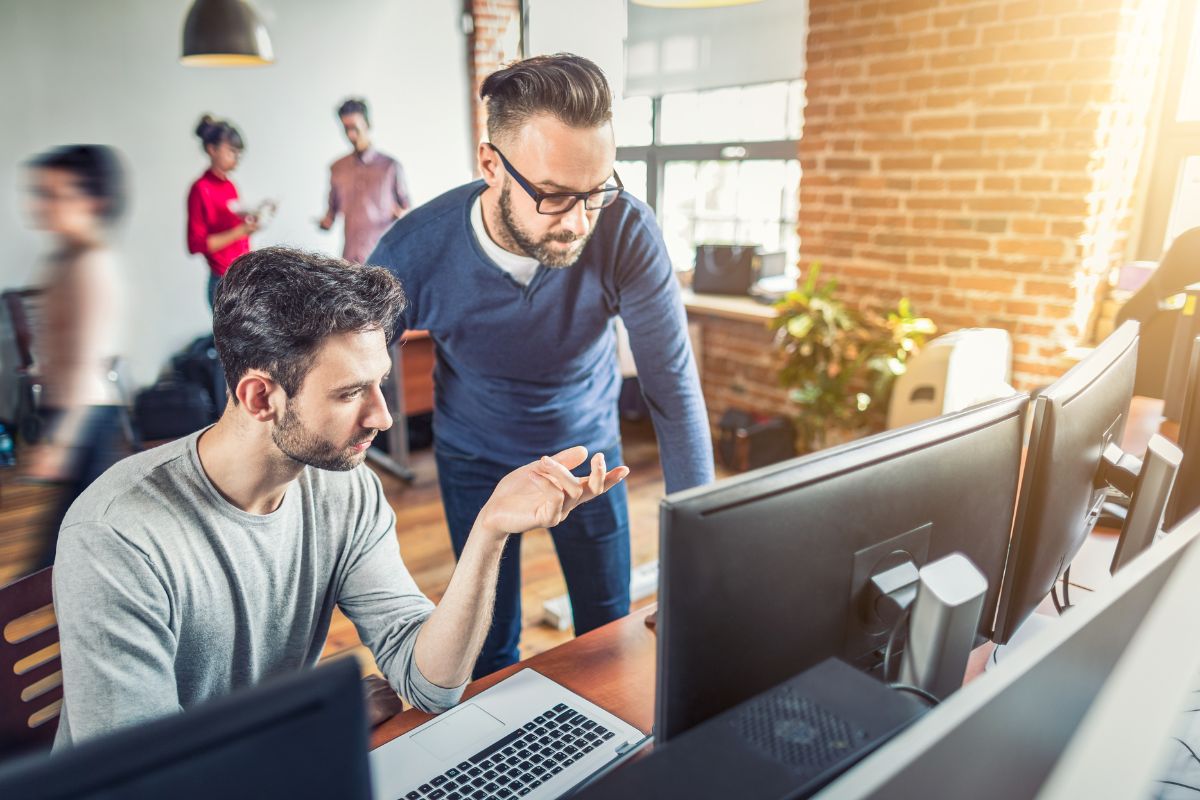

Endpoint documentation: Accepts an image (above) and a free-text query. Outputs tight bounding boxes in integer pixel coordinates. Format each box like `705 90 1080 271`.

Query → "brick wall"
799 0 1168 387
692 313 794 435
467 0 522 157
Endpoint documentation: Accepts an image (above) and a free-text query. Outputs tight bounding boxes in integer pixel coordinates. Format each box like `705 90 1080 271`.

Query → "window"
1135 0 1200 258
614 80 804 272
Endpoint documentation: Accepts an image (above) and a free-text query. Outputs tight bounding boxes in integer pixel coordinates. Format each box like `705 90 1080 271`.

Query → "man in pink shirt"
319 98 411 264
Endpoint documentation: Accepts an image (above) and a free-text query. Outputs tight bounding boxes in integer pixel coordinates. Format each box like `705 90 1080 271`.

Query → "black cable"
887 682 940 706
1156 779 1200 794
1062 566 1072 608
1051 585 1064 614
1174 737 1200 768
882 606 910 683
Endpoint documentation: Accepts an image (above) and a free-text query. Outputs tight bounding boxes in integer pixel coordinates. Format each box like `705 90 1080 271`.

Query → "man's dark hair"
337 97 370 126
481 53 612 141
213 247 405 402
27 144 127 223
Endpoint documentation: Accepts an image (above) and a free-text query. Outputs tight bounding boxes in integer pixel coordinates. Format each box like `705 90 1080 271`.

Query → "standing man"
369 54 714 678
319 97 411 264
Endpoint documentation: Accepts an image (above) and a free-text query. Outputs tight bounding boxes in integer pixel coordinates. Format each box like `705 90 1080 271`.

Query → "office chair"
0 567 60 757
0 288 138 451
0 289 45 443
1116 226 1200 398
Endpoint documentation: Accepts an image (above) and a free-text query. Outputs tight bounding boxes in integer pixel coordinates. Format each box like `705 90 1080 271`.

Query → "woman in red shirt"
186 115 257 308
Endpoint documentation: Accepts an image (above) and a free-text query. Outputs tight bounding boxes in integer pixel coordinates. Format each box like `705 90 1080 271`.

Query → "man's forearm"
412 523 507 688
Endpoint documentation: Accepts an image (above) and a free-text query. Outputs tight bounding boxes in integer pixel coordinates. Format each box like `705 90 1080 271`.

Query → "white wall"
625 0 806 96
526 0 625 94
0 0 472 387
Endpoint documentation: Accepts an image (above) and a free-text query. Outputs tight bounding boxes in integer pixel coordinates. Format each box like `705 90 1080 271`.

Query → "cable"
882 606 911 683
1156 779 1200 794
887 682 940 706
1062 566 1073 608
1174 737 1200 768
1051 585 1064 614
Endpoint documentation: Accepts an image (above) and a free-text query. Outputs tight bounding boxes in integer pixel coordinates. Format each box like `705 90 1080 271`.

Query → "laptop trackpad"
411 704 505 761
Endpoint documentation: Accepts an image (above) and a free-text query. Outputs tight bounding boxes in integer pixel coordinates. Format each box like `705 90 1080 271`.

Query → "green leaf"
787 315 814 339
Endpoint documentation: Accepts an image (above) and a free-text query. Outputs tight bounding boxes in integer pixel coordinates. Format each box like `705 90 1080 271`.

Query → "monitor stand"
991 434 1183 670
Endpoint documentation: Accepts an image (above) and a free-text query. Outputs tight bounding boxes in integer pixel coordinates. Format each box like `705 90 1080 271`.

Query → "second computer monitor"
992 321 1139 644
0 659 371 799
656 394 1028 743
1163 335 1200 531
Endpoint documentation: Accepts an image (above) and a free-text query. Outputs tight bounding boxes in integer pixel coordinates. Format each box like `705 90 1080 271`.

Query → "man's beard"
497 180 594 268
271 401 375 472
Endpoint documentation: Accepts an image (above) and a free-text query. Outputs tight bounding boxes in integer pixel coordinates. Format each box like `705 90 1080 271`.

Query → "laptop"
370 669 647 800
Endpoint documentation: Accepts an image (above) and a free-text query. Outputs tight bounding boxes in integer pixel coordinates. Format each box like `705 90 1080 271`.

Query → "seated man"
52 246 628 747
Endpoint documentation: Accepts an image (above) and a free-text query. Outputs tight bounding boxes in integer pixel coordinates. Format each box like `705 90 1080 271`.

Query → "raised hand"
476 446 629 538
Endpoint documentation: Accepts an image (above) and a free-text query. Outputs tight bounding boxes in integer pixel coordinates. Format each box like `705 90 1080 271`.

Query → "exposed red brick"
799 0 1164 391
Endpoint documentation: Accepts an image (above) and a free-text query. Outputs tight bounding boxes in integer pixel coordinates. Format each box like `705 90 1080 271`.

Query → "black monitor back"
0 659 370 800
1164 336 1200 531
992 321 1139 644
818 505 1200 800
656 394 1027 743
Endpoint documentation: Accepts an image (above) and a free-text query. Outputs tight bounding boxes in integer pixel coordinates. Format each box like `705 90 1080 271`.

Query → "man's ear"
235 371 283 421
478 142 503 188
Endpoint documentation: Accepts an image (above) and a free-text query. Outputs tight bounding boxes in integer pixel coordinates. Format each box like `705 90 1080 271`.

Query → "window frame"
1134 0 1200 260
615 93 802 260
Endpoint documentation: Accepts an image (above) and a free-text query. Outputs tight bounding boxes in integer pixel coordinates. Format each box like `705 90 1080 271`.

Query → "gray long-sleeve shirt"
52 430 463 748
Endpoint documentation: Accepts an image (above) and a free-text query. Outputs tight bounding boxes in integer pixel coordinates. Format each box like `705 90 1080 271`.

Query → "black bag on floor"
134 381 214 441
173 335 228 417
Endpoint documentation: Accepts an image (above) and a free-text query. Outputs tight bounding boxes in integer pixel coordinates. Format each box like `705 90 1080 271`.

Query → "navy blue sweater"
369 181 713 494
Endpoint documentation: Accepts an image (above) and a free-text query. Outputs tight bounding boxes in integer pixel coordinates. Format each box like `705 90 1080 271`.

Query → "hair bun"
195 114 217 139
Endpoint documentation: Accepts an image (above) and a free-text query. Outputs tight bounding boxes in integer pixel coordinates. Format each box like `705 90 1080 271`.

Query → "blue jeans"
207 274 222 309
33 405 127 571
435 440 631 678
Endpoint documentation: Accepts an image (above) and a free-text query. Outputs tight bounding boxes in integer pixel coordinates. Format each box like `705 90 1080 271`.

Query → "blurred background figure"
187 115 271 308
318 97 411 264
23 144 129 571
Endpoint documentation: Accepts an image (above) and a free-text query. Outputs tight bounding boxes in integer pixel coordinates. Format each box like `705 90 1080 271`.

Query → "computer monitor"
1108 433 1182 574
815 506 1200 800
0 659 371 799
991 321 1139 644
656 394 1028 743
1164 336 1200 531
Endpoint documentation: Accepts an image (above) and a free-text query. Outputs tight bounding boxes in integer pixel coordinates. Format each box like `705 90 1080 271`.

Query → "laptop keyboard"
401 702 616 800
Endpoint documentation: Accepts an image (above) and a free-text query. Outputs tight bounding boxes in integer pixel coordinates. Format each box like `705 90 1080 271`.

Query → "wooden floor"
0 419 677 679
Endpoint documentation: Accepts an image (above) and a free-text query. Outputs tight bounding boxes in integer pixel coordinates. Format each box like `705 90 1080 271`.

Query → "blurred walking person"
22 144 129 571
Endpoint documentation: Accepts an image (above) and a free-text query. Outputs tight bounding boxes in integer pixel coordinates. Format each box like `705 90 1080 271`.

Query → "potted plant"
771 264 935 453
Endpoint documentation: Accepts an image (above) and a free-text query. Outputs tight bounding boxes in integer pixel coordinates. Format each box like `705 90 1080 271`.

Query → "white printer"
887 328 1017 430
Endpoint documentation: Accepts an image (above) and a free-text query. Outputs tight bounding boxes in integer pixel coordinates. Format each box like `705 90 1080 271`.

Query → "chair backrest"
0 567 60 756
0 289 44 373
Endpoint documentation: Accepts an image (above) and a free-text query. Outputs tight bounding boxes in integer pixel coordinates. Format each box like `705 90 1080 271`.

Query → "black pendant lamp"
181 0 274 67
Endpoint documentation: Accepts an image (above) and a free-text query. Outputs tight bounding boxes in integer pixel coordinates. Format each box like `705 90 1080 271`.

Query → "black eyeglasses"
487 143 623 215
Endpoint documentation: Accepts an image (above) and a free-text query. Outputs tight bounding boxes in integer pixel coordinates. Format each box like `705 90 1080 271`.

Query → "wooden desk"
681 289 779 324
367 331 436 483
398 331 435 416
371 606 657 750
